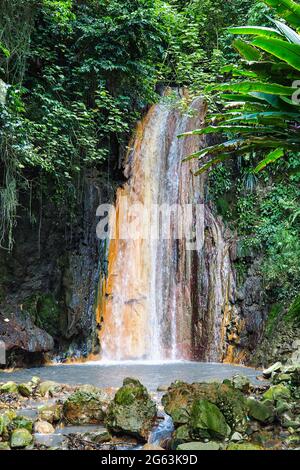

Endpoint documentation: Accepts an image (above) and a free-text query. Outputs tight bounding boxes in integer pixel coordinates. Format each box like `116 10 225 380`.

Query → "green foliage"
182 0 300 175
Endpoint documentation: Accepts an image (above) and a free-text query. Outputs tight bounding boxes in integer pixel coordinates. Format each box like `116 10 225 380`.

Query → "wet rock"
38 381 61 397
162 382 247 432
63 390 107 425
189 399 230 440
34 420 55 434
226 442 264 450
83 430 111 444
247 398 274 423
0 382 18 394
177 441 221 451
10 416 33 433
157 385 169 392
38 403 62 424
263 384 291 402
106 378 157 441
263 362 282 379
10 428 33 448
18 383 32 397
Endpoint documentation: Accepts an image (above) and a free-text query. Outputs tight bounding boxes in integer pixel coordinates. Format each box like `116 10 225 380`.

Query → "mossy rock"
38 381 61 397
227 442 264 451
162 382 247 432
9 416 33 433
38 403 62 424
0 381 18 394
10 428 33 448
106 378 157 441
247 398 274 424
226 375 251 393
23 293 62 337
18 383 33 397
263 384 291 402
63 390 107 425
0 442 10 450
189 399 231 440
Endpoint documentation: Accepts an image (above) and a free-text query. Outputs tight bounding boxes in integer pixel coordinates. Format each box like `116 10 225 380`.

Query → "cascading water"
97 92 237 362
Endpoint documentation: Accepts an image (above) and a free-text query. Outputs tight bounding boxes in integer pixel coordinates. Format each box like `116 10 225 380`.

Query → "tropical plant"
181 0 300 176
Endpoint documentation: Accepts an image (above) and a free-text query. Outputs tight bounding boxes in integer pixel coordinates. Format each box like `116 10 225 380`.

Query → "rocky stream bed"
0 362 300 451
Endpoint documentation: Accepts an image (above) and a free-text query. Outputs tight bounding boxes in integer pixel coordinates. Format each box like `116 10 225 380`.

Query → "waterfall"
97 93 237 362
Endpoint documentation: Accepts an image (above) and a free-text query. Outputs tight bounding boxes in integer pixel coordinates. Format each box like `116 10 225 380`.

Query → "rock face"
106 378 157 441
63 390 108 425
0 313 54 357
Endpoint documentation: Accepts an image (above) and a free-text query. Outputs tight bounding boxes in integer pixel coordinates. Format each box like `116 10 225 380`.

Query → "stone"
0 381 18 394
38 381 61 397
174 424 190 441
85 430 111 444
177 441 221 451
228 375 251 393
263 384 291 402
247 398 274 423
38 403 62 424
34 420 55 434
263 362 282 378
106 377 157 441
226 442 264 451
231 432 243 442
157 385 169 392
63 390 107 425
30 377 41 387
142 444 164 450
10 429 33 448
162 382 247 432
0 442 10 450
10 416 33 433
18 383 33 397
189 399 231 440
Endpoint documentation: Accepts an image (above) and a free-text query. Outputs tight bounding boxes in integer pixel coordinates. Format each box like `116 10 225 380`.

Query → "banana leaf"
233 39 262 61
209 81 295 95
254 147 285 172
228 26 283 39
252 37 300 71
264 0 300 28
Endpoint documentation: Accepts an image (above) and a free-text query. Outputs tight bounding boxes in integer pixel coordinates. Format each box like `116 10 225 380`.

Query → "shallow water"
4 361 261 391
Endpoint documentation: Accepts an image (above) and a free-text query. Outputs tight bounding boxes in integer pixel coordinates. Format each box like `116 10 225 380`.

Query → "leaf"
232 39 262 61
194 154 233 176
271 19 300 44
179 125 281 138
210 81 295 96
252 37 300 71
264 0 300 28
228 26 283 39
254 148 285 173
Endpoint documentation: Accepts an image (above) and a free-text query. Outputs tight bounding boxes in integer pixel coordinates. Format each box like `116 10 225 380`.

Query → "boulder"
263 384 291 402
247 398 274 423
18 383 33 397
10 429 33 448
162 382 247 432
10 416 33 433
231 432 243 442
34 420 55 434
38 381 61 397
189 399 230 440
63 390 108 425
0 382 18 394
263 362 282 378
106 377 157 441
38 403 62 424
177 441 221 451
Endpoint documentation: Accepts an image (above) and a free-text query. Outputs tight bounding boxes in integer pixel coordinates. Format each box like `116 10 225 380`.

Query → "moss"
286 295 300 324
265 303 283 337
23 292 62 337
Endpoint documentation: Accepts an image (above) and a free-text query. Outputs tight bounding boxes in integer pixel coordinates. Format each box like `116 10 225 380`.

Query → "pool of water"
3 361 262 391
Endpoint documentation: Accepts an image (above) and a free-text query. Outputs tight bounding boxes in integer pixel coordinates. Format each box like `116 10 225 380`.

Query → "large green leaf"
254 148 285 172
252 37 300 71
264 0 300 27
179 125 283 138
271 19 300 44
210 81 295 95
228 26 283 39
233 39 262 61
